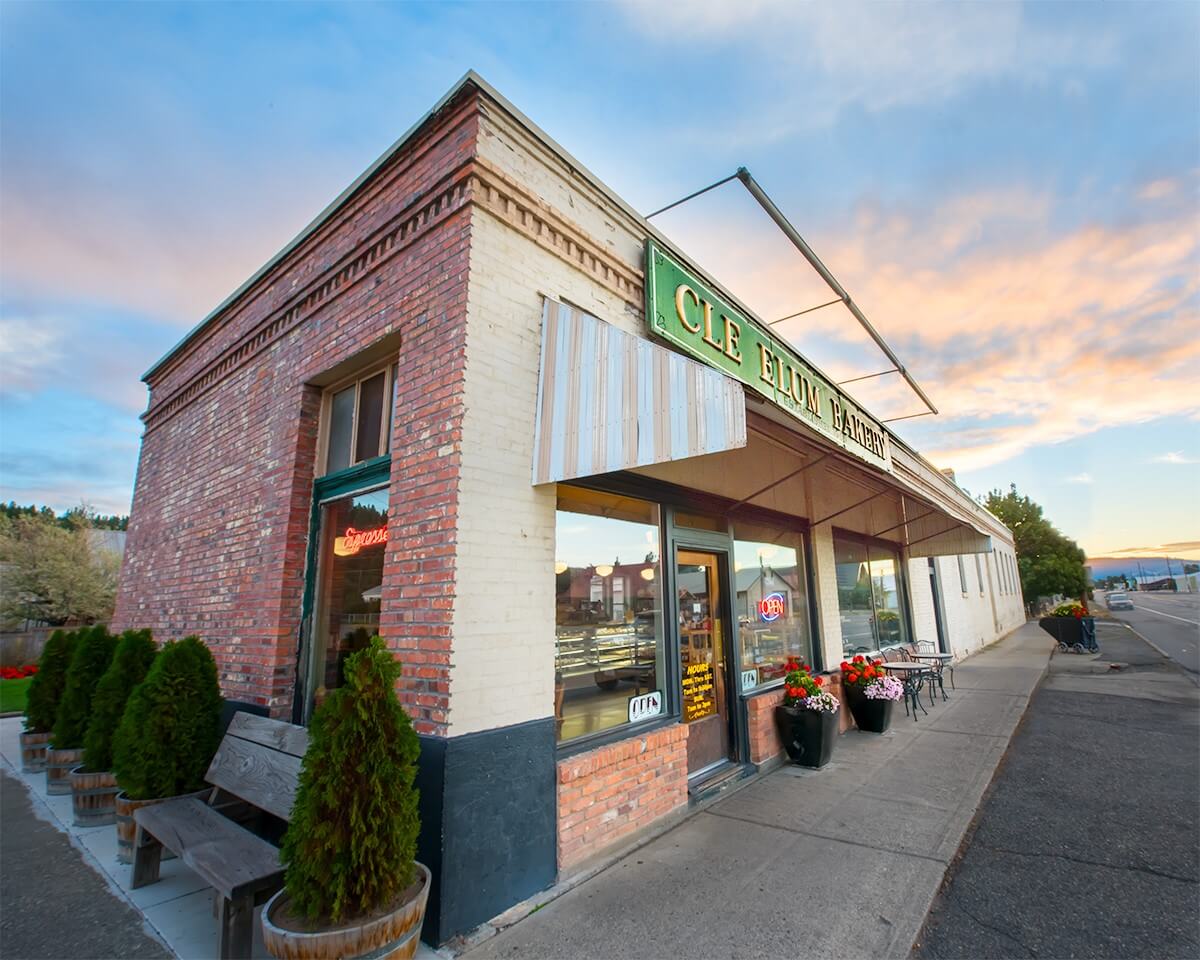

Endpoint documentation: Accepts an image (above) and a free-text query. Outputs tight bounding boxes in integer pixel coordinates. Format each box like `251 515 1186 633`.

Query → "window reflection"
834 534 909 655
555 487 664 743
733 524 813 687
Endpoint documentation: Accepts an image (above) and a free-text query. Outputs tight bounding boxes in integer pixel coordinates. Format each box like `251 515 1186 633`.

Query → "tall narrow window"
733 522 813 688
975 554 985 595
321 365 395 476
554 486 665 745
957 555 968 596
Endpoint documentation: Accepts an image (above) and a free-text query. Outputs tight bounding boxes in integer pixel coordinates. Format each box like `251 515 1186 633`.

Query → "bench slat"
134 798 283 900
206 735 302 822
226 713 309 758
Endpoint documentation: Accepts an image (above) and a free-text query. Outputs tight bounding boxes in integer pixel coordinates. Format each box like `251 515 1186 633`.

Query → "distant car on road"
1106 592 1134 611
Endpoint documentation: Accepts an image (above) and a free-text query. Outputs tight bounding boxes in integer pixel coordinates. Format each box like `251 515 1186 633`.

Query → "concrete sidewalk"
464 623 1053 960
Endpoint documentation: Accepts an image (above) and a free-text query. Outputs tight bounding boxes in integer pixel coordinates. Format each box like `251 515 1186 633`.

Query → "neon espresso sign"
333 525 388 557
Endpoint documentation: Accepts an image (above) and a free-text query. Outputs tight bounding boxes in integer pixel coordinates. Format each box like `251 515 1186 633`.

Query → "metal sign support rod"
871 507 939 539
724 453 829 514
809 490 889 528
733 168 938 417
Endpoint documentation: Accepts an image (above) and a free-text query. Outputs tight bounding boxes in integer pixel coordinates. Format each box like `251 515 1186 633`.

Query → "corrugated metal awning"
532 299 747 485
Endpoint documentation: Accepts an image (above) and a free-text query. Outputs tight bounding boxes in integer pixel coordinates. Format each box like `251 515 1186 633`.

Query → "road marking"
1131 604 1200 626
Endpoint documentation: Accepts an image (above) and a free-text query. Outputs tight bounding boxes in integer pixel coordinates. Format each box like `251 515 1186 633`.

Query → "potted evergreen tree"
20 629 77 773
110 636 222 864
73 630 157 827
261 636 430 960
47 626 117 795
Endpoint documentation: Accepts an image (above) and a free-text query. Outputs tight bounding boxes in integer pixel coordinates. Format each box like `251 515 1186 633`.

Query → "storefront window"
322 365 396 476
834 533 909 655
733 523 813 688
555 487 665 744
304 486 389 721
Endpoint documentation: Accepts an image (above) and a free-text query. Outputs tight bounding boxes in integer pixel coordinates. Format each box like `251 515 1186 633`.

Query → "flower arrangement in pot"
73 630 158 828
840 655 904 733
48 626 117 795
20 629 77 773
110 636 222 864
774 659 840 768
262 636 430 960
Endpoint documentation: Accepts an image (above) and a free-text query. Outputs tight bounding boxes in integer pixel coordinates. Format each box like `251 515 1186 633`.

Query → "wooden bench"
131 712 308 959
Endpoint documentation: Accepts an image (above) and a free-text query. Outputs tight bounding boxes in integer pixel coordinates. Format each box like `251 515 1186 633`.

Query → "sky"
1 1 1197 560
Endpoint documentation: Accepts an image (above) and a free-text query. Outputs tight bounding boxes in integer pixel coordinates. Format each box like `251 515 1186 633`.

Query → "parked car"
1105 592 1134 611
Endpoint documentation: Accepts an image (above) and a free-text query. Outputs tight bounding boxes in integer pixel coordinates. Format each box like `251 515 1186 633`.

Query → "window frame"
316 362 397 478
831 527 915 658
975 554 985 596
957 555 968 596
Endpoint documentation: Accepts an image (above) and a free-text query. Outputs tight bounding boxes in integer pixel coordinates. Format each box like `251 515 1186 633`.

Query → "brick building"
113 73 1026 944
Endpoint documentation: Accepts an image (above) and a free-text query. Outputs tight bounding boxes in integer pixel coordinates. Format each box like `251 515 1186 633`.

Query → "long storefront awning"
532 299 747 485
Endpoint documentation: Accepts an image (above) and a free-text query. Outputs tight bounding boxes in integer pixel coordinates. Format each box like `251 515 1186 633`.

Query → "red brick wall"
556 724 688 874
112 89 483 733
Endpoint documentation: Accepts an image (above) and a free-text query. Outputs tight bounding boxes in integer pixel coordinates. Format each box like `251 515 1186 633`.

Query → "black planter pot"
1038 616 1096 648
845 688 895 733
775 705 837 768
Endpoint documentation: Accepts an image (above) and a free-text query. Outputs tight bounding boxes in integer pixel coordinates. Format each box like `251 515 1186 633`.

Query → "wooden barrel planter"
261 861 431 960
115 789 208 864
69 766 119 827
46 747 85 795
19 731 52 773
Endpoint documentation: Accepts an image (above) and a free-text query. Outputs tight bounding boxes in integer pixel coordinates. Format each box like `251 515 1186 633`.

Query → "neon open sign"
758 593 785 622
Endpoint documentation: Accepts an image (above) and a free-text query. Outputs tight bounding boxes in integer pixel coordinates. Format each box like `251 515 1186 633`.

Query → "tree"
985 484 1087 601
83 630 157 773
23 629 79 734
54 626 118 749
111 636 222 800
0 510 121 626
281 637 420 923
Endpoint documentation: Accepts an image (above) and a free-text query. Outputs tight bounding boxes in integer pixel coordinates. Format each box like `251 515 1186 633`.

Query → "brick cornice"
144 146 648 433
467 157 645 308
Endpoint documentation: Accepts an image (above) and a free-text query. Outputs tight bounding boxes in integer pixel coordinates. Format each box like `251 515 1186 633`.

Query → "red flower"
848 673 859 683
814 676 824 686
853 655 864 663
840 661 851 671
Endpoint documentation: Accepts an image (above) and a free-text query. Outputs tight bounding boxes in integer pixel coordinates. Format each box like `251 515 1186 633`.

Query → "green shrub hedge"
24 629 78 734
83 630 157 772
111 636 222 801
53 626 118 749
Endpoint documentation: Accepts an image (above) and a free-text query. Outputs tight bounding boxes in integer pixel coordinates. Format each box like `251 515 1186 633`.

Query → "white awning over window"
532 299 747 486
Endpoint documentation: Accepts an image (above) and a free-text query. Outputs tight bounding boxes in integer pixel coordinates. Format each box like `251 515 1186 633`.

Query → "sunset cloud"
1153 451 1200 465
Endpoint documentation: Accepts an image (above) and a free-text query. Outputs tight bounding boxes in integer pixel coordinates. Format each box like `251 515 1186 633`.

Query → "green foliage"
282 636 421 924
23 629 79 733
985 484 1087 601
111 636 222 800
1 501 128 530
53 626 118 749
83 630 157 772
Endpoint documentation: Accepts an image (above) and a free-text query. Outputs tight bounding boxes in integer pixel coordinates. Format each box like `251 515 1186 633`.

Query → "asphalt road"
914 628 1200 959
0 771 170 960
1103 589 1199 679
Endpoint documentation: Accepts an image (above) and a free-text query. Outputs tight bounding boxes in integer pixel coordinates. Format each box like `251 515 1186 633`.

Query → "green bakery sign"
645 239 892 473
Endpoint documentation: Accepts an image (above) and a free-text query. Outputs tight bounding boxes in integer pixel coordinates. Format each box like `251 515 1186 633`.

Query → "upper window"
834 533 910 656
321 365 396 476
733 522 813 689
554 487 665 745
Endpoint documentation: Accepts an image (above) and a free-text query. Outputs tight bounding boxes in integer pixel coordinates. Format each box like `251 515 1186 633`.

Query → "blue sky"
1 1 1197 559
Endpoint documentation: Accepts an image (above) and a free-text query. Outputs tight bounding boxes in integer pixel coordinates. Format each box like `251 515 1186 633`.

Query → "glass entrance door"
677 549 735 775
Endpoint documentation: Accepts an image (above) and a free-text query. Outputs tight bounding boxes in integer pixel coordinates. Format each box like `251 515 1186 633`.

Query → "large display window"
554 486 666 744
834 532 910 656
732 522 813 688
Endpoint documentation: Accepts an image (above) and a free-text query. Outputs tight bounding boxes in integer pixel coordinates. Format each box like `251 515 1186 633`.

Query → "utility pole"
1137 560 1147 590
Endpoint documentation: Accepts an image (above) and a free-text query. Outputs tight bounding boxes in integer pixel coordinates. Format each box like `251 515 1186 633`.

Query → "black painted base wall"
415 716 557 944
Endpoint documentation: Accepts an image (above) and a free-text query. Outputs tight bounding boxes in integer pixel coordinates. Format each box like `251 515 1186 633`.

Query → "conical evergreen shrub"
23 629 79 734
281 636 421 924
111 636 222 801
54 625 118 749
83 630 157 772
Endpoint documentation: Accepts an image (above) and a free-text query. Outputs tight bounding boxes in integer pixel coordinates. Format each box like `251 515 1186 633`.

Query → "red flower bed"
0 664 38 680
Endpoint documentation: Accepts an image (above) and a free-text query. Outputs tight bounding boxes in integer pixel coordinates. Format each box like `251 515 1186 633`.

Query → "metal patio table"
910 652 954 701
880 661 934 720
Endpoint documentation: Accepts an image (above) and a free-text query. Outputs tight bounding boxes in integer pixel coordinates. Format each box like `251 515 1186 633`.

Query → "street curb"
907 629 1053 958
1116 621 1200 687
